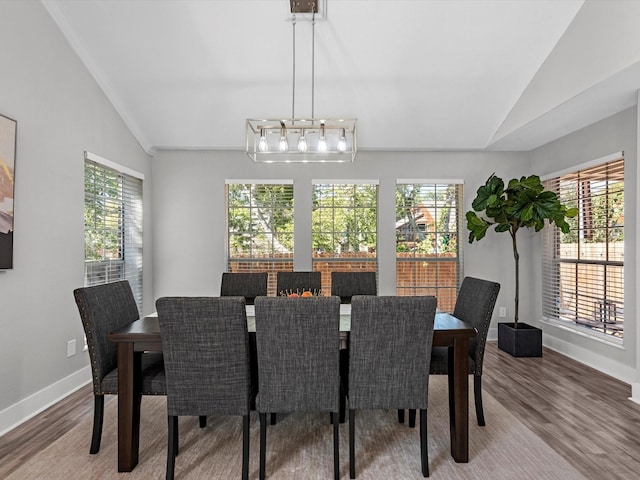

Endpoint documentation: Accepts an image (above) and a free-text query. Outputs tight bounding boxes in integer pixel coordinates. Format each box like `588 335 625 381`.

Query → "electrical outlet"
67 339 76 357
499 307 507 318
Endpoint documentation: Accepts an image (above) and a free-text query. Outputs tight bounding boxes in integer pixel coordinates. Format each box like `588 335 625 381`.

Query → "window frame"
541 152 624 342
83 151 144 313
311 180 379 293
395 179 464 311
225 180 294 296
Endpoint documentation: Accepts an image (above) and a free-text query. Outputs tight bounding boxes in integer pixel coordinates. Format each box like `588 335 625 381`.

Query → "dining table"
109 303 477 472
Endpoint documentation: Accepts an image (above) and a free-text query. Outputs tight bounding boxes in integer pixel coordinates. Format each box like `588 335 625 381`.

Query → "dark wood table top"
109 308 476 345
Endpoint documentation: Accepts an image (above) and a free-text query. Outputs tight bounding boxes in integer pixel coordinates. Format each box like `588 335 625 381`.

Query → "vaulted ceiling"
42 0 640 154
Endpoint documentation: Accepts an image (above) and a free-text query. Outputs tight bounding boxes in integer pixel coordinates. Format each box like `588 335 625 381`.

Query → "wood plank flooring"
482 343 640 480
1 342 639 479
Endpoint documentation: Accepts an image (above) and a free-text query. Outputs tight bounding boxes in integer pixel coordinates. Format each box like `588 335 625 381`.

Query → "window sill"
540 317 624 349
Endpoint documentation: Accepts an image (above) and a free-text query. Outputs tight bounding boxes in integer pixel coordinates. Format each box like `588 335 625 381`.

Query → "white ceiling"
41 0 640 154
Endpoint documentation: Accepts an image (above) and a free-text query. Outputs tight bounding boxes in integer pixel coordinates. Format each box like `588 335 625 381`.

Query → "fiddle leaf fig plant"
466 173 578 326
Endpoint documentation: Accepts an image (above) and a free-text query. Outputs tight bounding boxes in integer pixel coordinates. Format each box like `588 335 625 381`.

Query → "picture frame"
0 113 17 269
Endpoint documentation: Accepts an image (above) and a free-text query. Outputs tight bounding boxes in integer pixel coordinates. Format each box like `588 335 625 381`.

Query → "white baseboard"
541 334 634 384
487 325 498 342
630 382 640 405
0 366 92 437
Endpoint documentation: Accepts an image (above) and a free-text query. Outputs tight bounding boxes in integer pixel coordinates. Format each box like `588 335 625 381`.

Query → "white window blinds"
226 182 294 296
395 181 464 311
84 155 144 313
311 182 378 293
542 156 624 339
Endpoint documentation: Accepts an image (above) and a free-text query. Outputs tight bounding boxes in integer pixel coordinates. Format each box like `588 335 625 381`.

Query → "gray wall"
0 2 152 432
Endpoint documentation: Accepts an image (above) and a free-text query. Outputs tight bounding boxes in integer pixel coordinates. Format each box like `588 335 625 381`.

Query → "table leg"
117 343 142 472
449 336 469 462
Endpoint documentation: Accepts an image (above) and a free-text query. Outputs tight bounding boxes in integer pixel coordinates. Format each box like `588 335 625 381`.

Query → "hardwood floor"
0 384 109 478
483 342 640 480
1 342 639 479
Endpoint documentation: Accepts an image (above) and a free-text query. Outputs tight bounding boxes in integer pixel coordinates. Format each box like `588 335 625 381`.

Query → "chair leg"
167 416 178 480
408 409 416 428
420 409 429 477
474 375 486 426
199 416 207 428
349 409 356 479
397 409 405 424
174 417 179 457
339 383 347 424
242 414 250 480
270 413 277 425
340 348 349 423
90 395 104 454
333 411 340 480
447 346 455 429
259 412 267 480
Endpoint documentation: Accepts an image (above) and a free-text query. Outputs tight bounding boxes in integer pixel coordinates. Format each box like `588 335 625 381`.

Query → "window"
542 155 624 339
226 181 294 296
395 181 463 311
84 152 143 313
312 182 378 292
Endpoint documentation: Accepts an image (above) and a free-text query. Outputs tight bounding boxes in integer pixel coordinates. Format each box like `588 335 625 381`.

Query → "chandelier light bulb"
318 123 327 152
279 127 288 152
318 136 327 152
337 129 347 153
298 131 308 152
258 129 268 152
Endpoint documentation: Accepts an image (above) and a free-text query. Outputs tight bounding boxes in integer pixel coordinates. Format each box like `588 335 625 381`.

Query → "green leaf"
472 174 504 211
566 207 578 218
519 174 544 192
466 211 490 243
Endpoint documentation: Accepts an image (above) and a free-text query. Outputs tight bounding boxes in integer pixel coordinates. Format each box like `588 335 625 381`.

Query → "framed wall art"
0 113 16 269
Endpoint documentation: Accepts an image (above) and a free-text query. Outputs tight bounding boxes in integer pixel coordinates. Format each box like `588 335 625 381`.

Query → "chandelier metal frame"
246 1 357 163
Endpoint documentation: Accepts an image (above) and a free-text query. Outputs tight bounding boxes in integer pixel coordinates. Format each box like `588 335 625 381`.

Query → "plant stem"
511 229 519 326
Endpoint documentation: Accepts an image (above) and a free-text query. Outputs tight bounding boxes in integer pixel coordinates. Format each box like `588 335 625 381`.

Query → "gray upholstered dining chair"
73 280 166 454
220 272 268 305
348 295 436 478
433 276 500 426
156 296 254 480
254 296 341 480
330 271 377 303
405 276 500 428
276 271 321 296
330 271 377 422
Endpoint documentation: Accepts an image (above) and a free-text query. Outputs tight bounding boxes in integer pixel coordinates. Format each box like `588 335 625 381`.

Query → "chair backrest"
220 272 268 305
276 271 322 296
254 296 341 413
330 271 377 303
349 295 436 410
156 296 251 417
73 280 140 394
453 277 500 374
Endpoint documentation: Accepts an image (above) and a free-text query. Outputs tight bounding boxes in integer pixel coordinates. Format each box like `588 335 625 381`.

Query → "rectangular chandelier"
246 118 357 163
